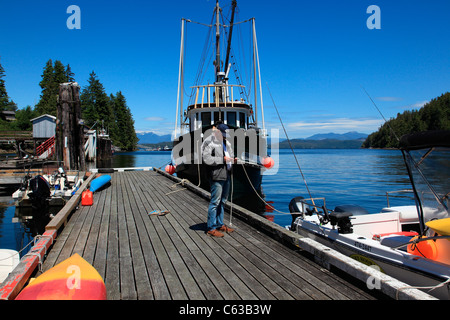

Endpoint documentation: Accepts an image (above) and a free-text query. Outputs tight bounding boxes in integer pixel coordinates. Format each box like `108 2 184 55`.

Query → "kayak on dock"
89 174 111 192
15 253 106 300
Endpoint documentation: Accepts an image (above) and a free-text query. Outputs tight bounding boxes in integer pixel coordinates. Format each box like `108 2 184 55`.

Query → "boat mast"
224 0 237 75
214 0 221 82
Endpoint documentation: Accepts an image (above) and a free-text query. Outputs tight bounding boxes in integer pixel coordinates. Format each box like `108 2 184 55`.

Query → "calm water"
0 149 414 254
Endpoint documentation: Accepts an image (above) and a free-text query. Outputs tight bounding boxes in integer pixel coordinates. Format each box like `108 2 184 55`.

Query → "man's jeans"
207 179 230 231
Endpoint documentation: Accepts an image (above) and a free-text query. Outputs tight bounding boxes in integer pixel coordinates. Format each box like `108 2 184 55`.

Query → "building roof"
30 114 57 122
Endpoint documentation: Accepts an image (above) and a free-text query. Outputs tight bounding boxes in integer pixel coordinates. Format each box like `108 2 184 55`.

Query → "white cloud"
376 96 403 102
286 117 383 132
398 100 429 111
144 116 165 122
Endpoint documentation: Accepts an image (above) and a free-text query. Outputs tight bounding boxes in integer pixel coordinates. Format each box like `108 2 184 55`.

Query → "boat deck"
40 170 379 300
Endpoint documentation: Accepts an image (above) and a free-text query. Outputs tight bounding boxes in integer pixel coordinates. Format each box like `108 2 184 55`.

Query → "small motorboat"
12 168 83 209
290 130 450 300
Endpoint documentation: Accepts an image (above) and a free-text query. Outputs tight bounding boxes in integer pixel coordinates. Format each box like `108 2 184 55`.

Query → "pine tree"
0 59 9 111
12 106 37 131
53 60 67 86
35 59 56 116
35 59 75 116
65 64 75 82
363 92 450 148
80 71 114 131
110 91 138 151
0 58 16 112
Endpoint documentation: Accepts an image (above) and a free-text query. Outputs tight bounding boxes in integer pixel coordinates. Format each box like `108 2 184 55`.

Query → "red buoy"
165 165 176 175
263 157 275 169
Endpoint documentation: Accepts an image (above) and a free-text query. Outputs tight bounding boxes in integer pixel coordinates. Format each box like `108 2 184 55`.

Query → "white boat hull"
293 206 450 300
0 249 20 284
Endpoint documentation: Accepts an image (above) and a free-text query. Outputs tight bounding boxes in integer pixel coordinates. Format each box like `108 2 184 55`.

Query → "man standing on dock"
202 122 236 237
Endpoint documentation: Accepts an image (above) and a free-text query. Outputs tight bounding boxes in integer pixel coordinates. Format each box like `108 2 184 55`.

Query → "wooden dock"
39 170 375 300
1 168 436 301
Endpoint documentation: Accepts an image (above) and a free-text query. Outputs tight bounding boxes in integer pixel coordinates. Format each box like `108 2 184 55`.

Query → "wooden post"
56 83 85 171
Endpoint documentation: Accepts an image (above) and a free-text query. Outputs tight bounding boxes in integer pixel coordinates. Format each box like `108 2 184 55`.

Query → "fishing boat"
289 130 450 299
171 0 270 211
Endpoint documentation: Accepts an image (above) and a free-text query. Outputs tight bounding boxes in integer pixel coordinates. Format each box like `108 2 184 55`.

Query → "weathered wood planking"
40 171 379 300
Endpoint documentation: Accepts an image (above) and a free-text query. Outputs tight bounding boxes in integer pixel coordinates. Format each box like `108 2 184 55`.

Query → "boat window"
201 112 211 128
214 111 224 124
227 112 237 127
239 112 246 128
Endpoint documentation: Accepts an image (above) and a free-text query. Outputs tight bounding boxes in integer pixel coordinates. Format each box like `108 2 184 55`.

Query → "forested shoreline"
0 58 138 151
363 92 450 149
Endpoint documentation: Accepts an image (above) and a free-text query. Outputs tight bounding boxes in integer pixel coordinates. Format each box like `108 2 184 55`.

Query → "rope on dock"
0 233 53 263
396 277 450 300
165 179 190 196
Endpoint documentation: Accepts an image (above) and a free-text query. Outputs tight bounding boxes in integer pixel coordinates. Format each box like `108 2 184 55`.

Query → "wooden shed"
31 114 56 139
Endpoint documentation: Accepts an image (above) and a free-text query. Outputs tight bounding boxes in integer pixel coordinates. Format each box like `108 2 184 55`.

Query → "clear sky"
1 0 449 138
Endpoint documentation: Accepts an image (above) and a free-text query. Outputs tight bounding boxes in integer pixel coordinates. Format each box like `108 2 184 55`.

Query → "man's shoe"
207 229 224 238
218 225 235 233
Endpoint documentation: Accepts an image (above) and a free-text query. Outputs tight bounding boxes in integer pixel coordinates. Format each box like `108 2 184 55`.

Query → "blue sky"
1 0 449 138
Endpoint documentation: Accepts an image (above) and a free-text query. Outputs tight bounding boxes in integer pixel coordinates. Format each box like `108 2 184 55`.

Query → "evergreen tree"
12 106 38 131
80 71 114 131
363 92 450 148
0 58 17 112
0 59 9 111
53 60 68 86
35 59 56 115
110 91 138 151
35 59 75 116
65 64 75 82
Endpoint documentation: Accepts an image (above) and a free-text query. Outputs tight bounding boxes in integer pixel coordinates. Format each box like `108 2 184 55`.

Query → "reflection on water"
263 149 413 227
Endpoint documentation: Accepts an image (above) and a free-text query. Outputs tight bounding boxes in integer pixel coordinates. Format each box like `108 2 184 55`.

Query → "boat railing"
189 84 248 109
385 189 414 208
297 197 332 219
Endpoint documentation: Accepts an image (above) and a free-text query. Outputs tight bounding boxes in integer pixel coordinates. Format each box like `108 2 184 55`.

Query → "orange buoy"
263 157 275 169
407 236 438 260
165 165 176 175
81 190 93 206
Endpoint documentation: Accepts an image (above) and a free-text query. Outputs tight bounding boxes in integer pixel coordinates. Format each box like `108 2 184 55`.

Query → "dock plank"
39 170 380 300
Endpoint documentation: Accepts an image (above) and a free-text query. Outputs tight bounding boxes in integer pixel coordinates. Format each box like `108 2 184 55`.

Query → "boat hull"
293 216 450 300
176 162 266 212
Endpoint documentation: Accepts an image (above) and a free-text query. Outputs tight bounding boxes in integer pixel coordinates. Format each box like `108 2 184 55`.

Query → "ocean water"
0 148 415 254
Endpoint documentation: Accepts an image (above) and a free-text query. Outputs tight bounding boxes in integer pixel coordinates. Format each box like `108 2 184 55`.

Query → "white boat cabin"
186 84 252 132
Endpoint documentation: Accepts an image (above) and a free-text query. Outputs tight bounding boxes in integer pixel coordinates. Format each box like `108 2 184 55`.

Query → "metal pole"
175 18 185 139
252 18 258 125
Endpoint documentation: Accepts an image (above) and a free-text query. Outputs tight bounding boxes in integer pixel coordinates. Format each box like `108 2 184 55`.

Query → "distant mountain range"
137 131 368 149
137 132 172 144
277 132 368 149
305 131 368 141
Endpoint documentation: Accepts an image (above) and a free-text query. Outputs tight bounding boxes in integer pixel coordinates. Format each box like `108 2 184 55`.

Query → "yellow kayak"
426 218 450 237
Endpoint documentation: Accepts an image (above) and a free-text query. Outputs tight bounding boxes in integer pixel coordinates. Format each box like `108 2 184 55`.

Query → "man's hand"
224 156 238 164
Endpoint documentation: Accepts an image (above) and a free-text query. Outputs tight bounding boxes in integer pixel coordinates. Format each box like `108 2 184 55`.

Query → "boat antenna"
214 0 221 81
224 0 237 73
361 86 400 142
266 83 317 210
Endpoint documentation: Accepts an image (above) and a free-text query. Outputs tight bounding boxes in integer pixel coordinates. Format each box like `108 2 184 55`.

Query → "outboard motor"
330 205 368 234
289 196 310 230
28 175 51 210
